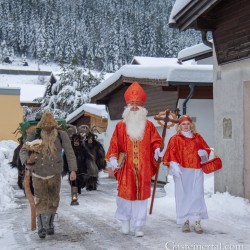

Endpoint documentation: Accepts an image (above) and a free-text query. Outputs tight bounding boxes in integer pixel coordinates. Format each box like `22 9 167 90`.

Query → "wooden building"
169 0 250 199
66 104 108 133
91 61 213 121
91 77 177 120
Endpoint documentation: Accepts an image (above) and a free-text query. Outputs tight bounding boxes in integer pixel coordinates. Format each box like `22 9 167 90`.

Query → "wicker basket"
201 157 222 174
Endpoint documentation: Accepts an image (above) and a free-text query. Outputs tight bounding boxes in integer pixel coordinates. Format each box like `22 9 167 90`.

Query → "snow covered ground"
0 140 249 250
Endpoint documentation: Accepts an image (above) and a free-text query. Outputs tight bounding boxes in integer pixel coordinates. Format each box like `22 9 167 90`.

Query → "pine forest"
0 0 201 72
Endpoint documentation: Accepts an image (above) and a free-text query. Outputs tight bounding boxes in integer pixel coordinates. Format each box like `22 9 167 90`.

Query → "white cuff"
198 149 209 164
154 148 164 161
169 161 182 177
109 157 118 170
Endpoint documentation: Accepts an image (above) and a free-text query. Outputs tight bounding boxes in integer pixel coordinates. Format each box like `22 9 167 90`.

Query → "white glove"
169 161 182 178
208 148 215 160
198 149 209 164
154 148 164 161
109 157 119 170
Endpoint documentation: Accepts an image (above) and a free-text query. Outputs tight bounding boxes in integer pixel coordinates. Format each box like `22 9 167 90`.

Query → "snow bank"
0 140 19 211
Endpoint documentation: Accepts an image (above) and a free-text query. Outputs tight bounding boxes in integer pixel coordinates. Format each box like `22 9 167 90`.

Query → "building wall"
70 114 107 148
90 116 107 132
0 88 23 141
214 55 250 199
213 0 250 64
243 81 250 199
108 85 177 120
71 114 107 133
178 99 214 147
197 57 213 65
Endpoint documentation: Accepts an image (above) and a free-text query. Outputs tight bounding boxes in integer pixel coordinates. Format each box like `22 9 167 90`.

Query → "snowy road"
0 174 249 250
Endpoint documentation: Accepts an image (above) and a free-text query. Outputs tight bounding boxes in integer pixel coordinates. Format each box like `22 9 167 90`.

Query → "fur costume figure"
62 133 99 194
82 128 107 172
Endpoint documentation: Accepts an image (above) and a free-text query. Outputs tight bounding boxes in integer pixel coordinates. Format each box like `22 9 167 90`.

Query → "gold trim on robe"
106 120 161 201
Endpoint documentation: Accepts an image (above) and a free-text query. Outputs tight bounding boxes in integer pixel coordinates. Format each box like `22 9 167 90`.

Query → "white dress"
173 131 208 224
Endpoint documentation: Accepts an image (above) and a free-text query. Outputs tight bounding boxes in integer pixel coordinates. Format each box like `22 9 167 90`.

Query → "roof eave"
179 51 212 62
90 76 168 103
66 111 85 124
168 81 213 87
171 0 222 31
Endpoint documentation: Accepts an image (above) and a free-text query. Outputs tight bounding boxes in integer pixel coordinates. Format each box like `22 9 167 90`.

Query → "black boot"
46 213 55 235
37 214 47 239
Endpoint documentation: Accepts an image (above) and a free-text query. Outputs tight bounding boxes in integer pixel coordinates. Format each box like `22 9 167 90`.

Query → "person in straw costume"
106 82 163 237
20 112 77 239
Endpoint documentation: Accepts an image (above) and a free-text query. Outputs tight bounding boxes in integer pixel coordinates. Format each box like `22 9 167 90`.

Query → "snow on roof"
16 84 46 103
0 61 60 103
167 65 212 83
0 75 47 102
90 63 213 98
0 74 50 85
169 0 192 24
178 41 213 61
131 56 179 66
103 73 114 80
66 103 108 123
19 84 46 103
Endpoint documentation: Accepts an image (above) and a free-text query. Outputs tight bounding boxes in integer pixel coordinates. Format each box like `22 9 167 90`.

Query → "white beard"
122 106 148 141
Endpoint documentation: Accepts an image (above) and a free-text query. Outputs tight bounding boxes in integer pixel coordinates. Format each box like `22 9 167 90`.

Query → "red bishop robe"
162 133 210 169
106 120 161 201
